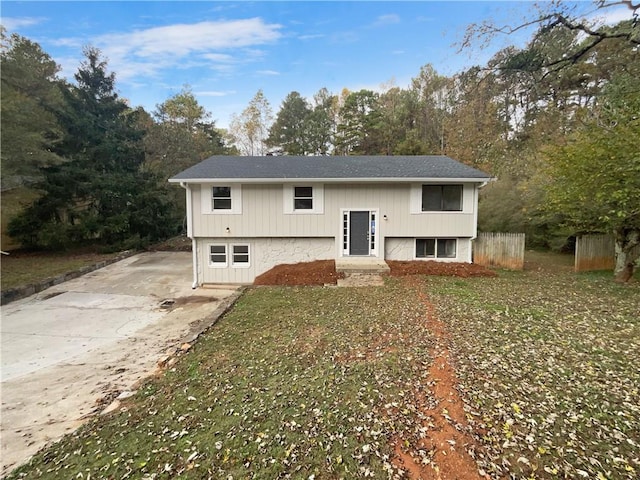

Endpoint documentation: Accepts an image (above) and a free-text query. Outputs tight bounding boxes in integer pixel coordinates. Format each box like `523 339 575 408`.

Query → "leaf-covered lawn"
427 270 640 479
9 267 639 479
10 282 438 479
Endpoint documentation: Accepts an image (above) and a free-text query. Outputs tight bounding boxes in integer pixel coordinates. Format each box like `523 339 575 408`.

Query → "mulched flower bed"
254 259 496 286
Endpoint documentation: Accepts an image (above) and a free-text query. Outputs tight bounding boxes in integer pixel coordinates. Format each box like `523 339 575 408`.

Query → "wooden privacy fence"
473 232 525 270
575 234 640 272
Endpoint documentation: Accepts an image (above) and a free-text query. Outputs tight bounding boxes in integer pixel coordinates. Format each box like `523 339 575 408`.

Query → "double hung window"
231 245 249 266
209 244 227 267
212 186 232 210
293 187 313 210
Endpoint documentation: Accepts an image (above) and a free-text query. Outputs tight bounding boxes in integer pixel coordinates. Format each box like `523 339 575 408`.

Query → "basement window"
209 244 227 267
416 238 457 259
232 244 250 267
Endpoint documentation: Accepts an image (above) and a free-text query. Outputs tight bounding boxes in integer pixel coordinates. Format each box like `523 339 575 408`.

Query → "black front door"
349 211 370 255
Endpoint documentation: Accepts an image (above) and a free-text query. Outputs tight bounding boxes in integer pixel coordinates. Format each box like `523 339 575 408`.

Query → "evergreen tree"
8 47 178 249
266 91 312 155
0 31 64 188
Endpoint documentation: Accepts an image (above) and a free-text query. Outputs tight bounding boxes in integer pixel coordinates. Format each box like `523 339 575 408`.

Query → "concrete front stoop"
335 258 389 287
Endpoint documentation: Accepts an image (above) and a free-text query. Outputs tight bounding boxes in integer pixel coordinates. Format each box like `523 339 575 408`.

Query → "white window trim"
202 184 242 215
414 238 457 260
283 184 324 214
231 244 251 268
208 243 228 268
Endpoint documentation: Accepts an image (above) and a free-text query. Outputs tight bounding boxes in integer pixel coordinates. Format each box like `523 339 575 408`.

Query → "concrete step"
335 258 390 275
337 273 385 287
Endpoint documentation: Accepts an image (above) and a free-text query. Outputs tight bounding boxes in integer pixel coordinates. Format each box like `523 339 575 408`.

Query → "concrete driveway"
0 252 240 476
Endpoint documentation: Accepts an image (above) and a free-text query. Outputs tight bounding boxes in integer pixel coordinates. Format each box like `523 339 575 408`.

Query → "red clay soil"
254 260 496 286
387 260 497 278
393 276 489 480
253 260 344 286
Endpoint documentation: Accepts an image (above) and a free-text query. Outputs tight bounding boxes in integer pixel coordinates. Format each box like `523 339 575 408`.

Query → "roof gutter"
169 177 494 184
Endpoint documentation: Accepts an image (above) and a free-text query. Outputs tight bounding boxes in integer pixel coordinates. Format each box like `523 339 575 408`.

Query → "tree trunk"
613 228 640 283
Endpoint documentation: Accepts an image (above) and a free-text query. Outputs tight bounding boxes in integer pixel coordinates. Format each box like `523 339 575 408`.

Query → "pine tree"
9 47 178 249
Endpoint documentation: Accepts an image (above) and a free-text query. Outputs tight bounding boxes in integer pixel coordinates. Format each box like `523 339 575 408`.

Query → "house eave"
169 176 495 184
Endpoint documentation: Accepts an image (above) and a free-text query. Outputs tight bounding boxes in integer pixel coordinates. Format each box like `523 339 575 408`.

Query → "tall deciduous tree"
307 87 339 155
8 47 177 249
543 73 640 282
228 89 273 156
462 0 639 72
410 64 450 153
144 87 229 178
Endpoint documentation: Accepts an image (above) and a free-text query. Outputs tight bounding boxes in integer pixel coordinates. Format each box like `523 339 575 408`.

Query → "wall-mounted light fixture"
225 227 230 233
383 215 388 220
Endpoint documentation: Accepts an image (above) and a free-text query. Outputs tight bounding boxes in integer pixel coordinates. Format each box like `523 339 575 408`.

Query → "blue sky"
2 1 634 128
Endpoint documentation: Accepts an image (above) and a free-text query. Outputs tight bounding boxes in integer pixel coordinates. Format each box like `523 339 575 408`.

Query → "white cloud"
97 18 282 58
57 18 282 82
257 70 280 76
372 14 401 27
298 33 325 40
1 16 45 31
586 6 635 27
196 90 236 97
201 53 234 62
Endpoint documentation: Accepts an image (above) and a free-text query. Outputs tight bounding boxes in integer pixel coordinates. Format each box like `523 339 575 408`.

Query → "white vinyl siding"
197 237 334 284
194 183 479 240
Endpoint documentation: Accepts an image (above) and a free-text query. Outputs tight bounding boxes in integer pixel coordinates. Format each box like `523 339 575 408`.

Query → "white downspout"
470 181 489 263
181 182 199 289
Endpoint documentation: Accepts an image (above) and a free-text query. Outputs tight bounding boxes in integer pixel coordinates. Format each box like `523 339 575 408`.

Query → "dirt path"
393 276 487 480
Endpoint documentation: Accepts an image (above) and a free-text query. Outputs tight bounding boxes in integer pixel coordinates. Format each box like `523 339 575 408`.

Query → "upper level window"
422 185 462 211
212 186 232 210
294 187 313 210
283 184 324 214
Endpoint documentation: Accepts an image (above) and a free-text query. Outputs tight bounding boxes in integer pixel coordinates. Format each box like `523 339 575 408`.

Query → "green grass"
8 265 640 479
1 251 119 290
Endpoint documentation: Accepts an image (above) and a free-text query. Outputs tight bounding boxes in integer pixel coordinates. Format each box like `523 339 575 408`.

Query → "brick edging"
0 251 136 306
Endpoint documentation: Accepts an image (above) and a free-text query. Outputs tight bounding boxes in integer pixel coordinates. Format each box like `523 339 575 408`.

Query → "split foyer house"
169 155 492 286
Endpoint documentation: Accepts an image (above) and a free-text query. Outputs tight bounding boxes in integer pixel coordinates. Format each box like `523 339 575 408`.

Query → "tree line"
1 1 638 280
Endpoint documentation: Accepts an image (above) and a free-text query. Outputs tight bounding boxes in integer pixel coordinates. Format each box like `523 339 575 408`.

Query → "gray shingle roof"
169 155 492 182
